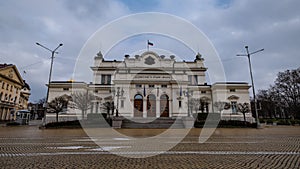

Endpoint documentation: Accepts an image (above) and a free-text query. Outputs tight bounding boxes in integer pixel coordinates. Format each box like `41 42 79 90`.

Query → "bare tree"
237 102 250 124
256 67 300 119
48 95 70 122
188 98 201 115
213 101 227 113
101 101 114 118
70 91 95 120
274 67 300 119
37 97 46 105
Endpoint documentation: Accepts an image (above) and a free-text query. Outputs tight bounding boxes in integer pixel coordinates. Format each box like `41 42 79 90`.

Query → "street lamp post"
184 88 193 117
36 42 63 125
237 46 264 128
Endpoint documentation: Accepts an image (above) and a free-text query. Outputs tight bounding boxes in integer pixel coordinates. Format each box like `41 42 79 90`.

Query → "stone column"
169 99 173 117
95 102 99 114
0 107 2 120
6 109 11 120
156 99 160 117
90 102 94 114
2 108 6 120
143 98 147 118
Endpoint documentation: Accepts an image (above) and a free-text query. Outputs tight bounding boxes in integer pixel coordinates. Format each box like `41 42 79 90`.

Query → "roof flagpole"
147 40 153 51
147 40 149 51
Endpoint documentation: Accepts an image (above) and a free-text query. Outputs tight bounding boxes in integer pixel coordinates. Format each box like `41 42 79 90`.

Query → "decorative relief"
144 56 155 65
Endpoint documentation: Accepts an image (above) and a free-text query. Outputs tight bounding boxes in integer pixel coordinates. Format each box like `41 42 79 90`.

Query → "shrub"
194 120 256 128
266 119 275 124
290 119 300 125
6 122 20 126
276 119 291 125
195 113 208 120
259 119 266 123
45 120 81 129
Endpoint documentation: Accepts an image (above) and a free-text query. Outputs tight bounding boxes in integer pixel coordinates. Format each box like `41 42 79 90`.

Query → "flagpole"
147 40 149 51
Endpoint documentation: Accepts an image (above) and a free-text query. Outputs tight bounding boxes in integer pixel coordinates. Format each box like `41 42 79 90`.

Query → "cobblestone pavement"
0 125 299 169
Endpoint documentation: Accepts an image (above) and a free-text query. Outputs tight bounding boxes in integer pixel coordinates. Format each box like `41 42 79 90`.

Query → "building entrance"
160 94 169 117
134 94 143 117
147 94 156 117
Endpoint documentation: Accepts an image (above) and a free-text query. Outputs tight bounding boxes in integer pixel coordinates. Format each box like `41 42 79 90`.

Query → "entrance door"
134 94 143 117
147 94 156 117
160 94 169 117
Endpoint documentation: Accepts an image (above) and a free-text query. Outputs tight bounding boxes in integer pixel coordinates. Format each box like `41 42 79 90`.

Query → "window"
2 82 4 89
201 91 206 94
161 84 167 88
135 84 142 88
188 75 198 85
179 101 182 108
149 84 155 88
6 84 9 90
101 74 111 84
121 100 124 108
231 101 237 114
230 89 236 92
63 88 69 91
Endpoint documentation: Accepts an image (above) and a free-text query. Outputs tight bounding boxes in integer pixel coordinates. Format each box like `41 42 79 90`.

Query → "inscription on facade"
135 75 171 79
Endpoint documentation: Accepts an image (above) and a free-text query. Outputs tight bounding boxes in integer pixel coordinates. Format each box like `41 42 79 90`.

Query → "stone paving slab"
0 126 299 168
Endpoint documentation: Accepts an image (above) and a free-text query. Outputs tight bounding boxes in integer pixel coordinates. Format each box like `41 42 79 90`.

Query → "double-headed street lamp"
237 46 264 128
36 42 63 125
112 87 124 117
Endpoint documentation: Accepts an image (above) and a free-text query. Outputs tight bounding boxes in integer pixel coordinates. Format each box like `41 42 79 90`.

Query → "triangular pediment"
228 95 239 100
141 51 160 60
0 65 24 86
141 51 160 66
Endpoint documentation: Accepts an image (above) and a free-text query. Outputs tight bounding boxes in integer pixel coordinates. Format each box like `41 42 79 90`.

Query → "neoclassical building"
0 64 31 121
48 51 254 123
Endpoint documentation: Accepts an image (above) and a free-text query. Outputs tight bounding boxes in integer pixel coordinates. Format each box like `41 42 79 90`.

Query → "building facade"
0 64 31 121
48 51 254 123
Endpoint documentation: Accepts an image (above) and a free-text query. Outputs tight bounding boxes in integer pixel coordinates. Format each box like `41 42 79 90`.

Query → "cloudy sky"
1 0 299 102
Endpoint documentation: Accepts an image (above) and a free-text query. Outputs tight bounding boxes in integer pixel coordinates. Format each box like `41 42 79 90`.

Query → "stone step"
121 118 185 129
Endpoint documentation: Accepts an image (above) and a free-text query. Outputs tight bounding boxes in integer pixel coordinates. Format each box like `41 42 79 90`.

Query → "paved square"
0 125 299 168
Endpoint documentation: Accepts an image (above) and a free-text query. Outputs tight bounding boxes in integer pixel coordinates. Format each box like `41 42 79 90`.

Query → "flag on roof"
147 40 153 46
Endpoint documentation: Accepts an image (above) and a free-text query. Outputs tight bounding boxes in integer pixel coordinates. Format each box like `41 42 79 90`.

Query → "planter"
112 116 124 128
182 117 195 128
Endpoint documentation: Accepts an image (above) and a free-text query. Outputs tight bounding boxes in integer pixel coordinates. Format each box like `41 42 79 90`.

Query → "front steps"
121 117 185 129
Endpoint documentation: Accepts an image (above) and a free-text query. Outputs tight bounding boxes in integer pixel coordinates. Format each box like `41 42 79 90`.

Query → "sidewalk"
29 119 43 126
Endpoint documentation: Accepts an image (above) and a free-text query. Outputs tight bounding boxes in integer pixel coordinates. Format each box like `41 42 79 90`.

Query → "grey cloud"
1 0 299 101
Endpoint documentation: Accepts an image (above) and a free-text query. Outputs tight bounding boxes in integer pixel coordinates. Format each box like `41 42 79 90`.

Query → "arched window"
134 94 143 100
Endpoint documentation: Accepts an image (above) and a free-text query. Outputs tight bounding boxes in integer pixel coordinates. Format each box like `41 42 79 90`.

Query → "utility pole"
237 46 264 128
36 42 63 125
